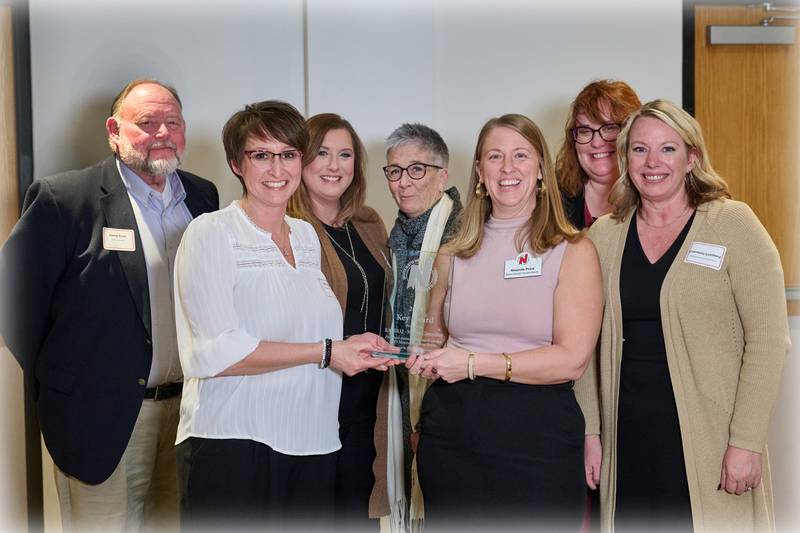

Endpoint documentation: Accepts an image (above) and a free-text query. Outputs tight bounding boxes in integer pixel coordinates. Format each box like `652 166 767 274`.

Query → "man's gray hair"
385 123 449 167
107 78 182 152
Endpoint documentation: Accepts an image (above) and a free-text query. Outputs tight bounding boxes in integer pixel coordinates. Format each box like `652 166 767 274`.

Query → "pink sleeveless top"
445 214 567 354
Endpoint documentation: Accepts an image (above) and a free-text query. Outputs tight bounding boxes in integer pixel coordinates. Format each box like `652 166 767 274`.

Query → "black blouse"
322 221 385 338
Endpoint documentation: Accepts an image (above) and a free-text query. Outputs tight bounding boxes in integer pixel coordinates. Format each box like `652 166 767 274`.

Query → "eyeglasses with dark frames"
243 149 302 167
382 162 443 182
572 123 622 144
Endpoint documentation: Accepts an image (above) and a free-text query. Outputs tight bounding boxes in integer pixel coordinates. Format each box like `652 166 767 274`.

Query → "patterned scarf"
386 186 462 507
388 186 462 330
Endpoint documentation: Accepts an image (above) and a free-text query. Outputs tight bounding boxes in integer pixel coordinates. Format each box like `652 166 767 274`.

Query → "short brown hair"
109 78 182 118
288 113 367 227
221 100 309 192
446 114 579 258
555 80 641 197
610 99 731 219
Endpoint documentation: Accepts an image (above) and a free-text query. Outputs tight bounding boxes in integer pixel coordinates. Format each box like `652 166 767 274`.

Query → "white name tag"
102 227 136 252
318 277 336 298
684 241 726 270
504 252 542 279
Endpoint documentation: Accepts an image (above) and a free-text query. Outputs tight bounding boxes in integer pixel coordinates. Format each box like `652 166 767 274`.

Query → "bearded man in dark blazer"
0 78 218 531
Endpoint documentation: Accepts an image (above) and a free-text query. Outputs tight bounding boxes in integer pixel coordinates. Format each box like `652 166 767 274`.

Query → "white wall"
28 0 683 224
770 316 800 532
306 0 682 223
28 0 306 204
8 0 797 531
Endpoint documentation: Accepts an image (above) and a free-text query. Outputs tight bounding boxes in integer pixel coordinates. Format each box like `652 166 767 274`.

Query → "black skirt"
417 378 586 532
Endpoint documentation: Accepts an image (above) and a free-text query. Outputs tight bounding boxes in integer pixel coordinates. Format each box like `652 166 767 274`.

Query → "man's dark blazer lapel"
97 157 152 340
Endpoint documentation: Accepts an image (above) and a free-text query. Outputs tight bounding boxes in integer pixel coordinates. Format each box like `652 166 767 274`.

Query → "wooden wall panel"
0 7 27 532
1 6 18 246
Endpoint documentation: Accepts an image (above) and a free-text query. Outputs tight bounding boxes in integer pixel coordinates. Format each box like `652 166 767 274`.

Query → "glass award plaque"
373 250 451 359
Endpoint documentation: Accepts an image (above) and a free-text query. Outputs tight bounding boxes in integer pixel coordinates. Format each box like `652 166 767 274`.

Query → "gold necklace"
639 206 693 229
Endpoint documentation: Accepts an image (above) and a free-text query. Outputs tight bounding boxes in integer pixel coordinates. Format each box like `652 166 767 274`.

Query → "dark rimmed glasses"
572 123 621 144
243 149 302 168
382 162 443 181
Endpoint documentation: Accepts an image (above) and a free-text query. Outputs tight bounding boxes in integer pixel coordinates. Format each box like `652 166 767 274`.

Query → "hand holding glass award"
373 250 452 360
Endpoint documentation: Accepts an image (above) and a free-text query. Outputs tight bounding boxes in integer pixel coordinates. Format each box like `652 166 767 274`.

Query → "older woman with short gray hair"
380 123 462 530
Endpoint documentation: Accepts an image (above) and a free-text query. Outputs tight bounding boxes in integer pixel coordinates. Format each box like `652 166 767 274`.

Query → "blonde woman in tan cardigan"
575 99 790 532
288 113 395 529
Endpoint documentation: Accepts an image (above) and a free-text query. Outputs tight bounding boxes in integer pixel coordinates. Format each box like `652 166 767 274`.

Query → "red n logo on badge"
518 253 529 265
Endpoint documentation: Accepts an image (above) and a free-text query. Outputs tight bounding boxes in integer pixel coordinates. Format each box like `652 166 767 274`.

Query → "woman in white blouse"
173 101 396 530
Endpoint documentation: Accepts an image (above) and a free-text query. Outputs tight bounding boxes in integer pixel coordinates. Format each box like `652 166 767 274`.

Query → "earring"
475 180 483 197
537 179 547 197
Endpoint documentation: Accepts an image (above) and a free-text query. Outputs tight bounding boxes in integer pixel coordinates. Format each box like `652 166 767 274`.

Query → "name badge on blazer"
103 227 136 252
684 241 726 270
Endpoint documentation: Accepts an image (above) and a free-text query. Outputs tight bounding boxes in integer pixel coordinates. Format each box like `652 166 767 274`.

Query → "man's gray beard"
144 156 180 177
118 137 182 178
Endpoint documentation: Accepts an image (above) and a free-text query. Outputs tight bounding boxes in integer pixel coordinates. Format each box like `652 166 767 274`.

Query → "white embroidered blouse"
174 201 343 455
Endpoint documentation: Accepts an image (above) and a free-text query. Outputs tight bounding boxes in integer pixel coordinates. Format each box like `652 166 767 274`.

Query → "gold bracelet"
467 351 476 381
502 352 512 382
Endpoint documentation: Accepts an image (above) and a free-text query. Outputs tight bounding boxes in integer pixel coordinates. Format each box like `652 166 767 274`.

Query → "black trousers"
334 371 382 531
177 437 336 532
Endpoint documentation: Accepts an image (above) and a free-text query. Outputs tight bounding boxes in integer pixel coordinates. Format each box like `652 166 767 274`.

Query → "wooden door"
1 5 30 530
1 5 18 239
694 4 799 315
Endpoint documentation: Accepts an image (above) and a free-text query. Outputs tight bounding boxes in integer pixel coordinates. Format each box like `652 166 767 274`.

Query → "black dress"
562 191 588 230
615 214 694 532
323 222 385 529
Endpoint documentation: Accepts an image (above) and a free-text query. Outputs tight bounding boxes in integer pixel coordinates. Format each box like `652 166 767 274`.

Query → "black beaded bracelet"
319 338 332 369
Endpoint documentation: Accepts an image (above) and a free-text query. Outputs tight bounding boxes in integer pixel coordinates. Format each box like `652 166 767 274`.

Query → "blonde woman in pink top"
405 114 603 531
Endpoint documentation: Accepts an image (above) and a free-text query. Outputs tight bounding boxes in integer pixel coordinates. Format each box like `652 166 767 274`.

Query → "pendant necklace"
273 222 291 258
325 221 369 333
239 201 291 257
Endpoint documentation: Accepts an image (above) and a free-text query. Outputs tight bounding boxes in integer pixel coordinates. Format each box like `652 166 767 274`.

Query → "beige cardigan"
575 199 790 532
312 205 394 518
